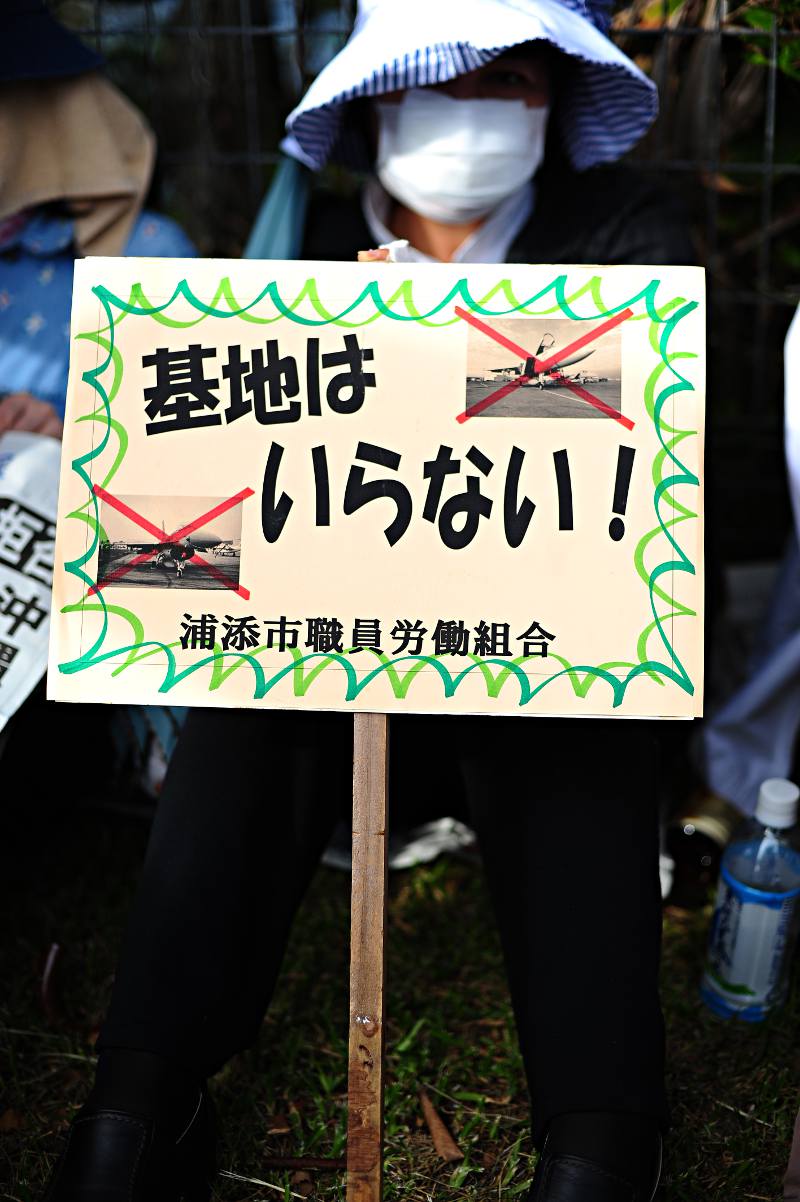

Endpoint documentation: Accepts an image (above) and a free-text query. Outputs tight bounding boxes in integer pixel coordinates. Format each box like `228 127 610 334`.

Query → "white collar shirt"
362 177 535 264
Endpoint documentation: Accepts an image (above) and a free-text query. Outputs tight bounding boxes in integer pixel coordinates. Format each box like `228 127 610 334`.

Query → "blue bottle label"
702 856 800 1016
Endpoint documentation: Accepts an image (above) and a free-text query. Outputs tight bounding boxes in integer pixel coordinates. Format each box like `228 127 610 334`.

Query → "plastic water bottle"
701 778 800 1021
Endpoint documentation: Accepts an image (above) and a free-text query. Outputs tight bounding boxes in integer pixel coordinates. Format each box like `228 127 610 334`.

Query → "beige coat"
0 71 154 256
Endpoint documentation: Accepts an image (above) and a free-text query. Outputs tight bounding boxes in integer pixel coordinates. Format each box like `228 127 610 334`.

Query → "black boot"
40 1050 216 1202
529 1112 662 1202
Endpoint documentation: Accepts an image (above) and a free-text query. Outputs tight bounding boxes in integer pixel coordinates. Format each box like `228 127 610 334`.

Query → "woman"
0 1 196 432
0 0 196 798
42 2 694 1200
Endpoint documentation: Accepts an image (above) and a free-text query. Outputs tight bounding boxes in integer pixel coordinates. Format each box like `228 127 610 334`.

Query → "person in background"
41 2 695 1201
0 0 195 794
697 305 800 810
667 305 800 907
0 1 195 430
171 539 193 580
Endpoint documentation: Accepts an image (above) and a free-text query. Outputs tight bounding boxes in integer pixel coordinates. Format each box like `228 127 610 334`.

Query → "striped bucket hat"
282 0 657 174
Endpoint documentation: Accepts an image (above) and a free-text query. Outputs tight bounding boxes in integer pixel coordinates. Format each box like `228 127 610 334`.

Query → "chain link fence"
51 0 800 560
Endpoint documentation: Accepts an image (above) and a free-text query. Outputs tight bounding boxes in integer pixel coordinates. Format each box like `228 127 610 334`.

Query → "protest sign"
48 258 705 718
0 432 59 730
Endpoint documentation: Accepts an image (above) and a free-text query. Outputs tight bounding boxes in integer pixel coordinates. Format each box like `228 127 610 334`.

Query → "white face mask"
375 89 549 225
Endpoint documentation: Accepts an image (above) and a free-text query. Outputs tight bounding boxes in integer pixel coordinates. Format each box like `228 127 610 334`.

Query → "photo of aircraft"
464 316 623 420
96 508 242 591
148 521 224 556
489 332 596 389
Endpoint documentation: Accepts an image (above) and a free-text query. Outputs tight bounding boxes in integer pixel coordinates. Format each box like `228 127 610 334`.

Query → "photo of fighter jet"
488 331 597 388
464 317 623 420
95 497 244 590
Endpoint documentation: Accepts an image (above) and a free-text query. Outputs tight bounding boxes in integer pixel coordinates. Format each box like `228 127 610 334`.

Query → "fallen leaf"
291 1170 314 1197
267 1113 292 1134
419 1088 463 1163
0 1109 23 1131
701 171 750 194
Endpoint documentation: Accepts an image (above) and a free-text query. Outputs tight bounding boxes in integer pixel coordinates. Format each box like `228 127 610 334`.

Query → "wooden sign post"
347 713 389 1202
49 256 706 1201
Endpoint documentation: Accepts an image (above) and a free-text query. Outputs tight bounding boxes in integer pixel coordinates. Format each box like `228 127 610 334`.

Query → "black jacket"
301 161 695 268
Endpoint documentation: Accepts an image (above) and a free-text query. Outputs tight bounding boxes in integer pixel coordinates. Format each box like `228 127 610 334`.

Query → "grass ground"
1 804 799 1202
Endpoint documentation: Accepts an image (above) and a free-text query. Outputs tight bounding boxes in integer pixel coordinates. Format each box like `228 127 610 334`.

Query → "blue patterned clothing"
0 205 194 781
0 207 195 417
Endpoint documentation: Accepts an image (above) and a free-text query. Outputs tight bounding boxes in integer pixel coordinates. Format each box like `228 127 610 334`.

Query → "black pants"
98 709 667 1146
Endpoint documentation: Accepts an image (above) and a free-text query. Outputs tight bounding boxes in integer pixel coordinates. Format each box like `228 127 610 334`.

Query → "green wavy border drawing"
59 271 701 709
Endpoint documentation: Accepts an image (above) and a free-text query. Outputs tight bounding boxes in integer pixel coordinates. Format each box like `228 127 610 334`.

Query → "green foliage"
739 3 800 78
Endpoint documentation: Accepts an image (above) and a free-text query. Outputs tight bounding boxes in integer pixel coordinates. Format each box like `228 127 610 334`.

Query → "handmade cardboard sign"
48 258 705 718
0 432 60 728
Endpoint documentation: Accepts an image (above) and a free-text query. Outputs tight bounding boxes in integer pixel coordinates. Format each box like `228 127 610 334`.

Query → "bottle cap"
755 778 800 829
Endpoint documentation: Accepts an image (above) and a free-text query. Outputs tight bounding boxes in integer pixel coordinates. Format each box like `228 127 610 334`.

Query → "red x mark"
455 306 635 430
90 485 254 599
